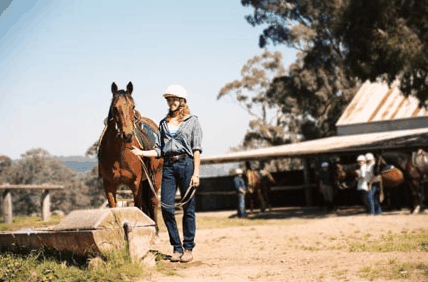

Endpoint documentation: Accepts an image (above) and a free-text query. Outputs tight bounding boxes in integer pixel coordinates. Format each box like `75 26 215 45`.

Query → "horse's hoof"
412 205 421 214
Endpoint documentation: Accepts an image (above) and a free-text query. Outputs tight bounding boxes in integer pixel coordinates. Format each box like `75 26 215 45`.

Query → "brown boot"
180 249 193 263
170 252 182 262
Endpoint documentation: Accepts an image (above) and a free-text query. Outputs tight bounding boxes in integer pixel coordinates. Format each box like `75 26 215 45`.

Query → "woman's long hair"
165 99 190 122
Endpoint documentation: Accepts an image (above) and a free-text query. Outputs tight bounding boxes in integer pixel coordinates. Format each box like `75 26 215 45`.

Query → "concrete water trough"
0 207 156 262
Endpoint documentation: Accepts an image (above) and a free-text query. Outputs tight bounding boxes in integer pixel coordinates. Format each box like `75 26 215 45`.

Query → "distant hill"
56 155 97 173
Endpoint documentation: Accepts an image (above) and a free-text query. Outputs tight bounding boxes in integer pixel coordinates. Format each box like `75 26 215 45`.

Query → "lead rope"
137 154 197 209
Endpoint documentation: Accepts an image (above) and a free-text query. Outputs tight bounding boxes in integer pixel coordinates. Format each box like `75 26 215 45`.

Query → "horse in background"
379 150 427 213
98 82 163 232
333 162 366 207
245 162 275 213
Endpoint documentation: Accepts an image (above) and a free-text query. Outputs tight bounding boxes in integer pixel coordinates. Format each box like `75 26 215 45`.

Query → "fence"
0 184 64 223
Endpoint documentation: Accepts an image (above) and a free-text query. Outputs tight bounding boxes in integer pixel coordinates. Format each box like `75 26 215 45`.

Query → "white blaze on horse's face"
114 95 135 143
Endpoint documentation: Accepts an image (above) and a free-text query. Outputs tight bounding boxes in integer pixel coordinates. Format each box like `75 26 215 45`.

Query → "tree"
339 0 428 104
0 154 13 184
218 51 298 146
241 0 360 140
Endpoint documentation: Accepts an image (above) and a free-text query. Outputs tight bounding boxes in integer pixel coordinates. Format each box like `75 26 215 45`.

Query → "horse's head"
335 163 346 181
109 82 135 143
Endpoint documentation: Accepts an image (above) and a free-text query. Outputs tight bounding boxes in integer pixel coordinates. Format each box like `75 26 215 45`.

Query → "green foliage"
347 229 428 253
241 0 359 141
242 0 428 114
339 0 428 104
2 148 104 216
0 247 150 282
0 215 63 232
359 260 428 281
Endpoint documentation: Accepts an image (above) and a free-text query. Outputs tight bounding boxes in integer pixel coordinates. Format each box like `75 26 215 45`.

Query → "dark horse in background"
98 82 163 232
334 162 366 207
335 150 427 213
379 150 427 213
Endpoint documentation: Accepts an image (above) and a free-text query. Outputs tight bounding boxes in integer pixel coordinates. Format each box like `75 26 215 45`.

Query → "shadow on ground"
227 206 407 220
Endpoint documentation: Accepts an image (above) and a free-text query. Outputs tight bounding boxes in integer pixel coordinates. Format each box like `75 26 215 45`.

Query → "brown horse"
98 82 163 231
379 150 427 213
245 164 275 213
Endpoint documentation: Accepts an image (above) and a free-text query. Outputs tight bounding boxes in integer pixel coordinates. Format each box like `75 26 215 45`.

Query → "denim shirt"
154 114 203 158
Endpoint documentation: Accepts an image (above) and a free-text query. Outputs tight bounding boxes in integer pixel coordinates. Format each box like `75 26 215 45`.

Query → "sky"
0 0 296 160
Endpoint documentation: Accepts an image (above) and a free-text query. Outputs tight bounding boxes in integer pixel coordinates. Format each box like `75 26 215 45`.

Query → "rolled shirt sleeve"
191 116 203 153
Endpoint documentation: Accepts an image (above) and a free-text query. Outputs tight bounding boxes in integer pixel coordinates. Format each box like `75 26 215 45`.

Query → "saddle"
134 117 158 150
381 165 405 188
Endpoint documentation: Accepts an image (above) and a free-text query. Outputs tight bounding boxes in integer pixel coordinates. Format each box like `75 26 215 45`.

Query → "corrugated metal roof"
336 80 428 126
201 127 428 164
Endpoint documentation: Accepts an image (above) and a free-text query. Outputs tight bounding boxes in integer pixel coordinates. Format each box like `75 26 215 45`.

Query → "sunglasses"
166 97 180 102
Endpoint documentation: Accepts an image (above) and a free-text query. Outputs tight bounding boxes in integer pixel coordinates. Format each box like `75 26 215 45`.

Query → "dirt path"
143 207 428 282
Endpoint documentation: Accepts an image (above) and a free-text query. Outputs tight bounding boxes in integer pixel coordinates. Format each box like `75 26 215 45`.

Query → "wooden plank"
0 184 64 190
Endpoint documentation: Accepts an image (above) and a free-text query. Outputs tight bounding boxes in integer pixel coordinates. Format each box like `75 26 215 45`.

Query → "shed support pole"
41 189 50 221
2 189 12 224
303 158 312 207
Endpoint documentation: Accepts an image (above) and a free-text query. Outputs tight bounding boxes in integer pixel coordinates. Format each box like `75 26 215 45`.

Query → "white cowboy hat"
321 162 329 168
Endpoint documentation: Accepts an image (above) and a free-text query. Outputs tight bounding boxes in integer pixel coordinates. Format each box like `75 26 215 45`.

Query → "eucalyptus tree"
218 50 298 149
241 0 359 140
339 0 428 104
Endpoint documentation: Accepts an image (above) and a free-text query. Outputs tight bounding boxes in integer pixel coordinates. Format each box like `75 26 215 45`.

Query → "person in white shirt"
365 153 382 215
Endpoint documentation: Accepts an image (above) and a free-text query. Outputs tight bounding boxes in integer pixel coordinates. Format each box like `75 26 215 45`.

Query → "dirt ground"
143 207 428 282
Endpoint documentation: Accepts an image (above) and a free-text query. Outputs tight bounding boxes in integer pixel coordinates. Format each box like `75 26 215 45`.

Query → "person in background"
318 162 335 212
365 153 382 215
233 168 247 218
131 84 202 263
356 155 369 210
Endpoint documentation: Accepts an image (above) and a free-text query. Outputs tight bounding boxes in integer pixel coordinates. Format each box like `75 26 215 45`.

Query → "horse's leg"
151 161 163 235
249 193 254 213
132 179 143 211
140 180 157 227
104 180 118 208
410 178 424 214
257 185 266 212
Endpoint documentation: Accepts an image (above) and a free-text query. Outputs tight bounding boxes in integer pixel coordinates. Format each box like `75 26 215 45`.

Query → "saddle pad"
381 167 405 188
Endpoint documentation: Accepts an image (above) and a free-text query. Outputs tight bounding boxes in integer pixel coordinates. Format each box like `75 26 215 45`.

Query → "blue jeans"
161 156 196 253
237 193 246 218
366 183 382 215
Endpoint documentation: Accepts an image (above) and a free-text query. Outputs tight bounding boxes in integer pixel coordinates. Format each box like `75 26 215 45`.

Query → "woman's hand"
130 146 144 157
190 175 200 187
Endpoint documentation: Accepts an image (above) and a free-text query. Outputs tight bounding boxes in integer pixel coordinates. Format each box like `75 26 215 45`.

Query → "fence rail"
0 184 65 224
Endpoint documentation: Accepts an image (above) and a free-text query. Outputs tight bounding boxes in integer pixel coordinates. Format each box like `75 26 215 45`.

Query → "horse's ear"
111 82 118 95
126 82 133 94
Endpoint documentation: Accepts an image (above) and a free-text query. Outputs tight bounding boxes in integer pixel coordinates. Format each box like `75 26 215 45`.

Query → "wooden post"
2 189 12 224
302 158 312 207
41 189 50 221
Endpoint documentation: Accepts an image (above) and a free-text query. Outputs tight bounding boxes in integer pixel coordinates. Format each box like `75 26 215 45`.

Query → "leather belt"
165 154 188 163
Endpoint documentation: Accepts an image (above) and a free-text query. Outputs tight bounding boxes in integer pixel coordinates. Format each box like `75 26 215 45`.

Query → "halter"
108 94 136 141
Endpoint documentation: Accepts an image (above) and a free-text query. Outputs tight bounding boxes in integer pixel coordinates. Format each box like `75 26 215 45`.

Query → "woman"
365 153 382 215
131 84 203 263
